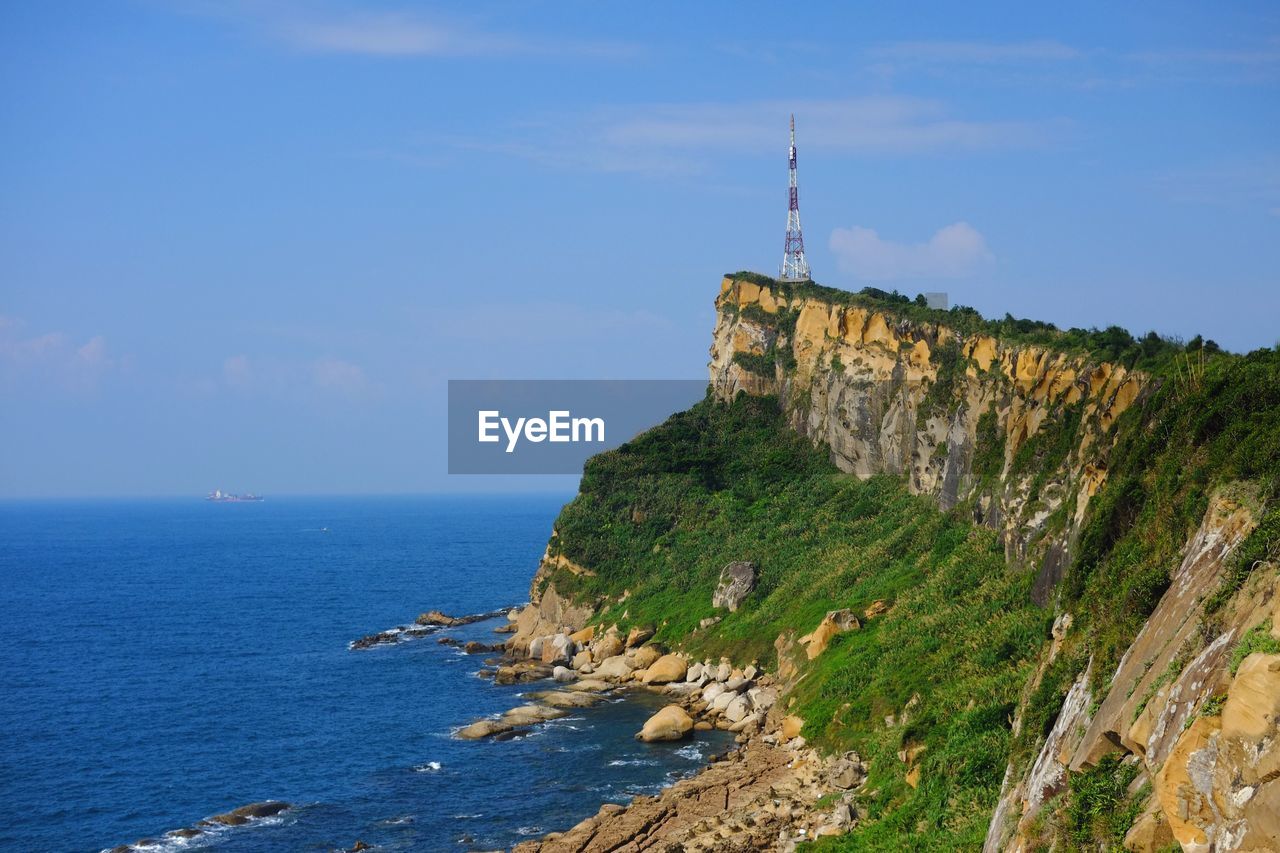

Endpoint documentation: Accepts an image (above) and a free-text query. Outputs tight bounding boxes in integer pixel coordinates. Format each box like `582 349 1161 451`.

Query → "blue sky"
1 1 1277 497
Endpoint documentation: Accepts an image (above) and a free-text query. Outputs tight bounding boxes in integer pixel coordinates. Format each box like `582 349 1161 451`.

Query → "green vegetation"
1205 503 1280 614
1064 755 1144 848
916 337 963 428
732 350 777 377
1229 622 1280 675
731 304 800 375
542 276 1280 850
1065 346 1280 697
546 393 1048 849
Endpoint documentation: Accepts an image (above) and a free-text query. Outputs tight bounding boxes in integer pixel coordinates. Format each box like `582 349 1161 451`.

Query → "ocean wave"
607 758 659 767
101 804 293 853
413 761 442 772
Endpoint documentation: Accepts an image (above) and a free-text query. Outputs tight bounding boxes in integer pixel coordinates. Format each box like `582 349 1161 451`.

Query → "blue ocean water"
0 496 730 852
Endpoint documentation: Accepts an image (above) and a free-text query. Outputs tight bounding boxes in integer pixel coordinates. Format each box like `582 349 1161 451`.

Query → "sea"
0 495 732 852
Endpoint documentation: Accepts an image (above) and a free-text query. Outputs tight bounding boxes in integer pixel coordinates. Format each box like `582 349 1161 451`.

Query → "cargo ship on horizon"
206 489 264 502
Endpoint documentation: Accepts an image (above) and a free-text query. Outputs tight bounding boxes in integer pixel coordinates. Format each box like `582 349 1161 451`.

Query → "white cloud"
311 357 368 394
188 4 637 60
0 319 120 390
449 97 1066 175
869 40 1081 64
829 222 994 280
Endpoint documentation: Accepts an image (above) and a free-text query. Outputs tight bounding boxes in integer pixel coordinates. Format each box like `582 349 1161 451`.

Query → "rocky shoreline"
445 598 870 852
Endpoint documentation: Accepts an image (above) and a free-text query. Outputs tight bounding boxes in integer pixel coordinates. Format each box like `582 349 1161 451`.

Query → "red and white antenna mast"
780 114 812 282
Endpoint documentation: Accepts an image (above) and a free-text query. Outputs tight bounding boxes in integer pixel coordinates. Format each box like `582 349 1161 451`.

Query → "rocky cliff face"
707 275 1279 852
709 276 1143 597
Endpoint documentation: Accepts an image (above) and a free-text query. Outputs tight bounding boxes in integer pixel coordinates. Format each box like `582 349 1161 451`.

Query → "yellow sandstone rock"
637 705 694 742
641 654 688 684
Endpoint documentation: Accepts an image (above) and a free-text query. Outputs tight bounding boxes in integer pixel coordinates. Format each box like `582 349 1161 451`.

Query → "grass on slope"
1066 345 1280 696
544 393 1049 850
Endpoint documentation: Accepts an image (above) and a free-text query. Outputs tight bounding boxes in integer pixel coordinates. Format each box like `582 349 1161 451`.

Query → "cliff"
709 275 1143 599
511 273 1280 851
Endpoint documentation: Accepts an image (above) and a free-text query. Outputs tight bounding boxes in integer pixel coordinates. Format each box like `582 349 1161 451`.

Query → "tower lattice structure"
780 114 812 282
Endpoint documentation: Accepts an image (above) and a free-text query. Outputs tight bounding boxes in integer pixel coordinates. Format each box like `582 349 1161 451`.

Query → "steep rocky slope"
509 274 1280 851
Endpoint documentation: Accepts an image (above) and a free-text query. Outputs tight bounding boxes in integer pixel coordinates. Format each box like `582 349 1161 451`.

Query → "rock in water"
417 610 461 627
207 801 291 826
711 561 756 612
637 705 694 742
456 719 513 739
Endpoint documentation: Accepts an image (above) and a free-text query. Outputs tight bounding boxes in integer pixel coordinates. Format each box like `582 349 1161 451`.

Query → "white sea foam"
413 761 442 772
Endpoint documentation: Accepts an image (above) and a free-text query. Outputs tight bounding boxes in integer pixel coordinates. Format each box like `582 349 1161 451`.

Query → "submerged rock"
207 801 291 826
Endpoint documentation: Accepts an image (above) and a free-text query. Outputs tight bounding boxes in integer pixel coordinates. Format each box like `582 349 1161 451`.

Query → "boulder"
636 705 694 742
781 714 804 740
642 654 688 684
552 665 575 683
541 634 576 664
799 609 861 660
686 662 705 682
456 719 513 739
702 682 726 703
709 690 738 713
629 645 662 670
595 655 634 680
829 755 866 790
502 704 568 727
626 626 655 648
569 625 596 644
571 650 593 670
592 633 624 661
568 679 611 693
724 693 754 723
715 661 732 682
748 687 778 713
663 682 701 697
724 676 751 692
711 561 756 612
525 690 602 709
